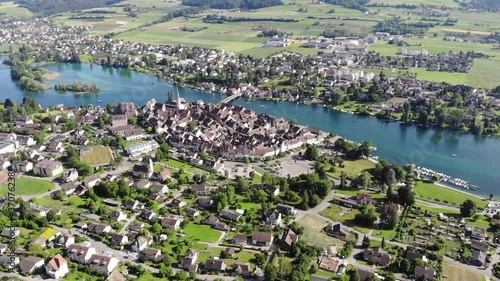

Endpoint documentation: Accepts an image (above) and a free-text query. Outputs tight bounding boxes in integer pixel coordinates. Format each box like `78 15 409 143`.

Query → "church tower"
176 86 185 110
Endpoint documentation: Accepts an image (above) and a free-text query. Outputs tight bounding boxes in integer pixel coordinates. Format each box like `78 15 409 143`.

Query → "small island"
55 80 100 93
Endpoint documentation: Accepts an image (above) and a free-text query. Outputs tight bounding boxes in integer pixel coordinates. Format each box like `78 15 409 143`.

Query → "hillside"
13 0 124 15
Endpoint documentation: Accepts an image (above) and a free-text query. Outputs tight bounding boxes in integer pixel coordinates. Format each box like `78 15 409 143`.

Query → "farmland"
297 214 345 248
0 2 33 20
443 260 486 281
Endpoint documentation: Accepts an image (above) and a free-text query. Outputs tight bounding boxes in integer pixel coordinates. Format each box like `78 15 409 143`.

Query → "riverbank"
42 71 60 80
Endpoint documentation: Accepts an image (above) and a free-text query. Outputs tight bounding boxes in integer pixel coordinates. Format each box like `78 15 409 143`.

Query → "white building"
126 140 160 157
45 254 69 279
33 159 63 177
88 254 119 275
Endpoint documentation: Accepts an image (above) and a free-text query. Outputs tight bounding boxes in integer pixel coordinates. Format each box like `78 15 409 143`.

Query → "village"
1 18 499 137
0 90 499 281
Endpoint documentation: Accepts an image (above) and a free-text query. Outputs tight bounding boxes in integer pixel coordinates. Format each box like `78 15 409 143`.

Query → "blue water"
1 60 499 196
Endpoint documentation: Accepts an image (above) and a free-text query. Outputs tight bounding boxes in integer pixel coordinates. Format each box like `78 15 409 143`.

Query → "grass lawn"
327 158 376 178
123 138 145 148
335 189 385 200
80 145 114 166
236 195 262 210
414 182 488 209
136 271 164 281
443 260 485 281
0 177 55 196
414 203 460 215
183 223 222 243
314 269 338 279
226 250 256 265
297 214 345 248
64 270 102 281
320 204 372 233
162 158 209 174
0 2 33 20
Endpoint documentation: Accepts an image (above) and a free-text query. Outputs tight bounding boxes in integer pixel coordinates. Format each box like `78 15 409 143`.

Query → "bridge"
219 92 242 104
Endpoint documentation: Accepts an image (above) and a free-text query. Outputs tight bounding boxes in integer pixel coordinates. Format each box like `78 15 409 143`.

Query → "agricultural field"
368 0 460 7
0 2 33 20
0 177 55 196
80 145 114 166
414 181 488 209
297 214 345 248
443 260 485 281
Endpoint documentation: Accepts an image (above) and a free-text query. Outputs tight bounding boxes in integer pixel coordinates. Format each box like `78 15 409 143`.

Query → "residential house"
83 175 101 188
414 266 436 280
406 251 428 262
356 194 373 205
61 168 79 182
111 234 129 246
472 250 487 267
88 223 112 234
169 199 187 209
89 254 119 275
126 140 159 157
67 243 97 264
109 210 127 222
276 204 295 216
132 164 153 179
317 256 341 273
179 249 199 272
198 197 214 208
471 240 489 253
281 229 299 251
33 159 63 177
150 183 168 193
185 207 200 218
47 141 65 153
58 183 78 197
134 179 151 189
132 236 153 252
45 254 69 279
30 236 48 248
141 209 157 222
142 248 163 262
252 231 273 246
325 223 348 239
265 186 280 196
220 209 241 221
55 234 75 248
471 226 487 240
1 228 20 238
125 200 144 211
363 247 391 266
11 160 33 172
161 217 183 230
0 255 19 269
190 184 212 195
265 209 282 226
205 258 226 272
19 256 44 275
17 135 36 146
233 262 252 276
106 269 126 281
155 168 171 181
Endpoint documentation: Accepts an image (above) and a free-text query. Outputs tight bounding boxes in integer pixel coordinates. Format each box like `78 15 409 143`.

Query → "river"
1 60 499 196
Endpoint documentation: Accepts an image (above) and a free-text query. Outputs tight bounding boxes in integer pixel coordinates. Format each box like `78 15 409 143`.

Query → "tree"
353 172 372 189
357 140 373 158
265 263 278 281
304 145 319 161
362 235 370 248
384 168 397 187
340 171 347 189
159 264 173 277
460 199 477 217
380 205 398 229
354 205 378 227
397 185 415 207
381 237 386 248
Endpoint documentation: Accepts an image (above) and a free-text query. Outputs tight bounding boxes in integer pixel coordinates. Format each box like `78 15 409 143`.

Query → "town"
0 0 500 280
0 91 499 281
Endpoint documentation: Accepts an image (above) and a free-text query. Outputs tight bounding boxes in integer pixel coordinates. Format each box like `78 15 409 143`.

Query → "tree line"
55 81 100 93
182 0 283 10
14 0 124 15
375 17 434 35
323 0 370 12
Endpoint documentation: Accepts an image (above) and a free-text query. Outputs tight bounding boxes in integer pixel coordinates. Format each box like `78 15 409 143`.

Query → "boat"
98 100 102 103
451 154 457 157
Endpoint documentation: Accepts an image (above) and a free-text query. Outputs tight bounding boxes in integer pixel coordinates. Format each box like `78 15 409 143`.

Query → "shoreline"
366 157 486 200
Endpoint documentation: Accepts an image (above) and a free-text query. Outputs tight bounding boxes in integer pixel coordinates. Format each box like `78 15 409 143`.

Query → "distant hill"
12 0 124 16
465 0 500 12
181 0 283 10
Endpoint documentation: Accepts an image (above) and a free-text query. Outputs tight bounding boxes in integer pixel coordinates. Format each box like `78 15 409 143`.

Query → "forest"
55 81 100 93
374 18 434 35
182 0 283 10
461 0 500 12
324 0 370 12
12 0 124 15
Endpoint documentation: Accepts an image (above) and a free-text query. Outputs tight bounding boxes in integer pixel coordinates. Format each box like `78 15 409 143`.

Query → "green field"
183 223 222 243
443 260 485 281
64 271 102 281
80 145 114 166
327 158 376 178
0 2 33 20
414 182 488 209
0 177 55 196
297 214 345 248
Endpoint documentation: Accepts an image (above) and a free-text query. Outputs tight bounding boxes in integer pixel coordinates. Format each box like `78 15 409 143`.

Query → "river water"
1 60 499 196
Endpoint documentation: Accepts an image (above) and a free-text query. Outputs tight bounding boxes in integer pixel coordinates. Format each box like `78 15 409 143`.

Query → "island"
55 81 100 93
